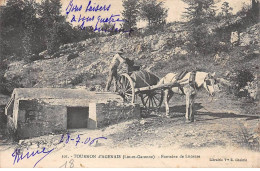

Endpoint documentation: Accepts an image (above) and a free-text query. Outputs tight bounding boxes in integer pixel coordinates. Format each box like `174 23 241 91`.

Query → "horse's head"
203 72 219 97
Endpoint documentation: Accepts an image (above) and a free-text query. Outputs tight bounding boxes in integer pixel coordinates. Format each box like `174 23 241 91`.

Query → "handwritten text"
59 133 107 146
66 0 132 33
12 147 54 168
66 0 111 15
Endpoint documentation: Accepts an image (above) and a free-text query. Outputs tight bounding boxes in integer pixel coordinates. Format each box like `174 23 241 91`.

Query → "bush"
70 73 87 86
0 79 23 96
230 69 254 98
139 0 168 30
236 69 254 89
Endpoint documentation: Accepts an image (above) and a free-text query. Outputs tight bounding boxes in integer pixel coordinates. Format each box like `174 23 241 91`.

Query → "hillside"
3 23 259 93
1 23 258 119
0 20 259 163
3 27 189 89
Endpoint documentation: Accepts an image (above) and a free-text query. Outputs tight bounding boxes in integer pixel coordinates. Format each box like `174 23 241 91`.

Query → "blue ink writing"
75 134 81 146
71 15 76 22
66 0 82 15
12 147 54 168
79 14 95 28
66 0 132 33
70 14 95 29
66 133 70 143
89 136 107 145
59 133 107 146
84 137 91 144
85 0 111 12
59 133 65 143
94 14 126 32
96 14 125 25
78 14 95 23
84 25 133 34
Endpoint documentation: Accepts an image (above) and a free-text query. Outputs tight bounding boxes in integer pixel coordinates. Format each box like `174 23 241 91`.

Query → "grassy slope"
2 23 259 116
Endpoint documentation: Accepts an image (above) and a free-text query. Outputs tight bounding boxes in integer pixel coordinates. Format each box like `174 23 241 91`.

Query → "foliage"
219 2 233 18
38 0 64 55
0 0 97 62
182 0 218 54
0 0 25 57
229 69 255 98
0 75 23 95
237 0 259 24
139 0 168 30
121 0 140 33
182 0 217 27
100 23 117 35
22 0 38 57
235 69 254 91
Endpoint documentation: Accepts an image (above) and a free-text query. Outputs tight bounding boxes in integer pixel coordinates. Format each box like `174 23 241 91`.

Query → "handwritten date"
59 133 107 146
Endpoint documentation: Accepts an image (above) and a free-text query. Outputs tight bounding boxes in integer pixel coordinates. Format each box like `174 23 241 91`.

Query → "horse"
158 71 219 122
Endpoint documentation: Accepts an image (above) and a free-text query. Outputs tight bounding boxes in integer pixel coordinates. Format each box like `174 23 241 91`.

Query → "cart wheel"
140 89 163 109
116 74 135 104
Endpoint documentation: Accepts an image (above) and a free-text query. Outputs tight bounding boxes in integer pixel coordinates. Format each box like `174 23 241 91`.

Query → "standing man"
105 49 127 91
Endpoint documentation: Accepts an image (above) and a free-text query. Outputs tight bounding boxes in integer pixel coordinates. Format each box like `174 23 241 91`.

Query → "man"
105 49 129 91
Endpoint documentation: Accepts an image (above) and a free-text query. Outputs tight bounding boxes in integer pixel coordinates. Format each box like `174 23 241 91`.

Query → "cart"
114 70 186 109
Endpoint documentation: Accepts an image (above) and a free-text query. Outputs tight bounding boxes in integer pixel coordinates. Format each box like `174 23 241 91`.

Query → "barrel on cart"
115 70 163 109
115 70 185 110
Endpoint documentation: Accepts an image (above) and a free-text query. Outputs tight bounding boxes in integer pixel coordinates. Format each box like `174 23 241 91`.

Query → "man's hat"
115 48 124 54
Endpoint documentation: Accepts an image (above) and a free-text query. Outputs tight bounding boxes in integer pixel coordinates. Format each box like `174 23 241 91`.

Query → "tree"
139 0 168 29
22 0 38 57
237 0 259 23
0 0 83 62
0 0 45 60
251 0 259 22
219 2 233 18
182 0 216 27
121 0 139 32
0 0 25 57
252 0 259 13
38 0 64 55
182 0 217 54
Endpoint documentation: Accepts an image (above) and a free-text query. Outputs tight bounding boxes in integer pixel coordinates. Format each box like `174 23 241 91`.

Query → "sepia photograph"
0 0 259 168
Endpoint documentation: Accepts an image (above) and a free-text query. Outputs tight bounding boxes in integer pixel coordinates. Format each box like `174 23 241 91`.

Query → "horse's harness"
189 71 197 89
204 74 216 95
177 71 197 95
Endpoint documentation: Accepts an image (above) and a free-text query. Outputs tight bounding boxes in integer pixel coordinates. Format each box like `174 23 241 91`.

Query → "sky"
0 0 252 28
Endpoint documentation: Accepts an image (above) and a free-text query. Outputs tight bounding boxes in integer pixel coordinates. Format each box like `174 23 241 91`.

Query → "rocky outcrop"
4 26 187 88
3 23 259 99
240 23 260 46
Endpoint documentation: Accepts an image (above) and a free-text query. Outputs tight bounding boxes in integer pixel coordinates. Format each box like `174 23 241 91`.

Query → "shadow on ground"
143 103 259 122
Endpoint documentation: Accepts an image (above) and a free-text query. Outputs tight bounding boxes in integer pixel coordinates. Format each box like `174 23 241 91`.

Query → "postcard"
0 0 259 168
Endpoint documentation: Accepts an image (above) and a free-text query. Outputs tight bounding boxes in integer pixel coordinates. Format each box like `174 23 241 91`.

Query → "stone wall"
17 100 67 139
95 102 140 128
10 99 140 139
